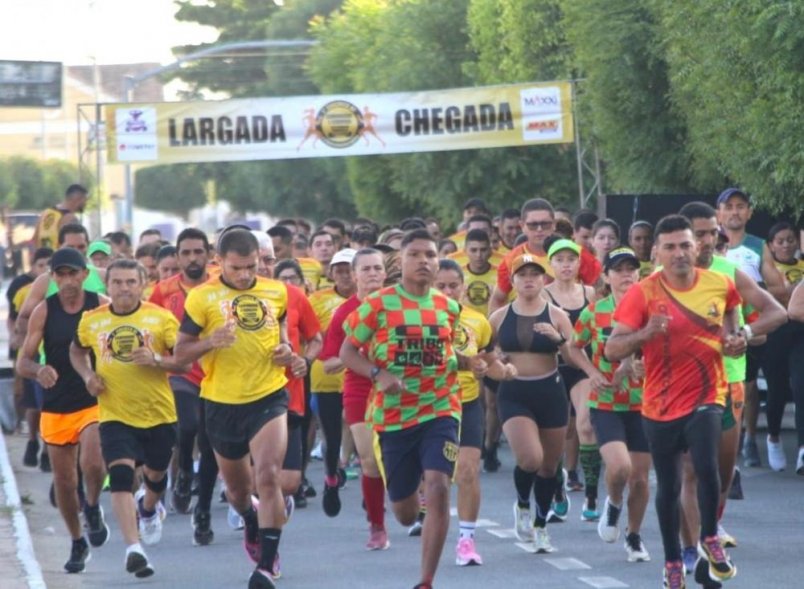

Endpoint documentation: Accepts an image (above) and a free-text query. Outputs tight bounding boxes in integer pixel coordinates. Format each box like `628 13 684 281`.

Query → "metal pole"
572 80 585 209
122 76 133 233
94 102 103 236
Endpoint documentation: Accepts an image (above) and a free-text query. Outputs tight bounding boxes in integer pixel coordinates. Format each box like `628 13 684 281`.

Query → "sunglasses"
525 221 553 230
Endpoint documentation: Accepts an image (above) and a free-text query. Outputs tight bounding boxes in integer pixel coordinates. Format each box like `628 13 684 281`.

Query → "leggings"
642 405 722 562
314 393 343 478
196 397 219 512
764 321 804 442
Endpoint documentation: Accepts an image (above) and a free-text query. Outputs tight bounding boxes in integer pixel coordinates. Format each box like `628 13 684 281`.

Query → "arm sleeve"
724 278 742 312
612 285 648 330
478 316 494 353
579 249 602 286
163 312 180 350
297 294 322 342
496 259 512 294
344 299 378 348
74 315 92 349
180 290 205 336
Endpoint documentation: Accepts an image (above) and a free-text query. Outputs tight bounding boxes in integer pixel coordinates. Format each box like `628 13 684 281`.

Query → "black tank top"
498 303 560 355
545 288 588 326
42 291 100 414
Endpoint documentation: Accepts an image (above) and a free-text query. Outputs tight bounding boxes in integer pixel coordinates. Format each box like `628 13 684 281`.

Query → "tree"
0 159 19 209
135 164 207 218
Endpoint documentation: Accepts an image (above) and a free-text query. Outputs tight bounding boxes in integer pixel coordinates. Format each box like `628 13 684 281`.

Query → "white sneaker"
797 448 804 476
624 531 650 562
513 501 532 542
717 523 737 548
767 436 787 471
532 527 556 553
597 497 621 543
227 504 244 530
138 507 163 545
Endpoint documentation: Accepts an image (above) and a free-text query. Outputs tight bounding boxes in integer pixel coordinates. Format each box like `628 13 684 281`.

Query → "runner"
174 228 295 589
310 229 337 290
33 184 88 249
628 221 655 279
17 248 108 573
148 228 219 543
340 228 477 589
543 238 598 522
605 214 784 587
434 258 516 566
456 228 498 317
155 245 179 281
309 248 357 517
319 247 389 550
71 258 184 579
573 247 651 562
590 219 621 265
489 252 607 553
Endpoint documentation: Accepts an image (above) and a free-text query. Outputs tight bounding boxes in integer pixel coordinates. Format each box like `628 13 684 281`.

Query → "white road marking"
544 557 592 570
487 528 519 539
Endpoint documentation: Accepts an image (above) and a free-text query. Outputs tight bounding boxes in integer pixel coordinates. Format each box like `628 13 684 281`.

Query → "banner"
105 81 573 165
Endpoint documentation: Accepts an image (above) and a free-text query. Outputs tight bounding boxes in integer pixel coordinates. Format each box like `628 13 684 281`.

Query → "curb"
0 432 47 589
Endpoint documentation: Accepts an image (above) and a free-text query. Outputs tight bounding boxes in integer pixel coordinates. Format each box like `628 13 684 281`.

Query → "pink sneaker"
366 526 390 551
455 538 483 566
271 552 281 580
244 529 260 564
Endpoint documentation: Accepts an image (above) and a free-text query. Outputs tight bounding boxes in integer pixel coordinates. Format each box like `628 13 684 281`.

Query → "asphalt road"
8 421 804 589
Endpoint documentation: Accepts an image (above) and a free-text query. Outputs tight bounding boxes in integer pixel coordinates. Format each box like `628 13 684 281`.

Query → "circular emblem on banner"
465 280 491 307
106 325 144 362
316 101 364 148
231 294 270 331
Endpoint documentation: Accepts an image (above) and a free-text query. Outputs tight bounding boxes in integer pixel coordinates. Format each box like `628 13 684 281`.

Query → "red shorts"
343 393 369 426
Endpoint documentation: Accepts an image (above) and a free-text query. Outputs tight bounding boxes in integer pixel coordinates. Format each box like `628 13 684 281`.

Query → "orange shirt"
613 269 741 422
283 284 321 416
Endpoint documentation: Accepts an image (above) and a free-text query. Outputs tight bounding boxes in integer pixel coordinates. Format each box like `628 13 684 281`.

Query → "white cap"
330 248 356 267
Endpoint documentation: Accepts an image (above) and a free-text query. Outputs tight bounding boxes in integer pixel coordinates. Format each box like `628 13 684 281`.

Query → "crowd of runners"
5 183 804 589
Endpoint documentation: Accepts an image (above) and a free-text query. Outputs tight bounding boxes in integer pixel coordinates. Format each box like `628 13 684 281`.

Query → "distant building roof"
68 63 164 102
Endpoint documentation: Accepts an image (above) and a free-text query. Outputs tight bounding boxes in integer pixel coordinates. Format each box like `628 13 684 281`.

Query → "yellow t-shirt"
12 283 33 315
461 264 498 316
35 207 65 249
142 281 156 301
775 259 804 286
639 260 655 280
447 249 505 268
183 276 289 404
76 302 178 428
297 257 325 291
447 230 467 250
453 307 493 403
308 287 347 393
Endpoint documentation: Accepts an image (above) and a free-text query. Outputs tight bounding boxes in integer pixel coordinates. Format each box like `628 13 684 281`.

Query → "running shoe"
767 435 787 471
125 546 154 578
244 524 260 564
624 531 650 562
83 503 110 547
598 497 621 543
565 469 584 492
366 525 390 551
64 537 90 573
302 476 317 498
482 445 501 473
284 494 295 523
455 537 483 566
717 524 737 548
797 447 804 475
698 535 736 581
663 560 685 588
742 436 761 467
23 439 39 467
39 449 51 472
322 481 341 517
228 504 245 530
171 470 193 514
138 499 165 546
271 552 281 580
293 485 308 508
248 567 276 589
581 498 600 522
548 494 570 523
337 467 348 489
513 501 532 542
727 467 744 500
408 511 425 537
532 527 556 553
192 506 214 546
682 546 697 575
310 441 324 460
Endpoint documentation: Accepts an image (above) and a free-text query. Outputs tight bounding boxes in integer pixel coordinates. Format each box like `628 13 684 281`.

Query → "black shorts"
559 365 585 418
205 390 288 460
99 421 176 471
590 408 649 453
459 398 483 449
497 372 569 429
378 416 459 502
745 343 765 382
282 413 303 471
169 376 200 432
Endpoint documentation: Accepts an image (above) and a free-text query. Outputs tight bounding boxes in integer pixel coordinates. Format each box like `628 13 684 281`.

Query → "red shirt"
320 295 372 402
284 284 321 416
613 269 741 421
496 242 601 293
149 274 205 387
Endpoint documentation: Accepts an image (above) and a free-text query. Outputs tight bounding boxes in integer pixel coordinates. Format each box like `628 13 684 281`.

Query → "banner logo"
115 107 157 161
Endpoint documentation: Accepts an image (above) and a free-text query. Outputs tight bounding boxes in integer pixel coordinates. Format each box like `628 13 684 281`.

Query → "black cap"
603 247 640 272
463 197 487 212
50 247 87 271
716 188 751 207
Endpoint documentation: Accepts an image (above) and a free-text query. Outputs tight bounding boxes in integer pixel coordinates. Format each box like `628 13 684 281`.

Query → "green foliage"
0 156 88 211
135 164 207 218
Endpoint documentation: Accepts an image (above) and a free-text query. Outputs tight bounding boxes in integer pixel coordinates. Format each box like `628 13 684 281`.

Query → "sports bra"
498 303 560 355
546 287 589 326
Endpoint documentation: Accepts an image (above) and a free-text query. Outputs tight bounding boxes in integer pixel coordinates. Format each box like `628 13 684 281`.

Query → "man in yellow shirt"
70 259 185 579
174 228 297 589
33 184 88 249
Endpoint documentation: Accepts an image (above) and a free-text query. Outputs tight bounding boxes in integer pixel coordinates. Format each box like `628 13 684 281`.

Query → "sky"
0 0 217 66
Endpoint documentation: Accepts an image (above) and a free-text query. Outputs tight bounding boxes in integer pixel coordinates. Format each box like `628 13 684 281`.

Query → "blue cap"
716 188 751 207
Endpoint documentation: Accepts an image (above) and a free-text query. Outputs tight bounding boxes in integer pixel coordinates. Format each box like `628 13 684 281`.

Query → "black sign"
0 60 62 107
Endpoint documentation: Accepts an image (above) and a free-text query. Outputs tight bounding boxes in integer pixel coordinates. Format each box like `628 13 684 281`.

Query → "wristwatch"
369 366 381 382
153 352 163 366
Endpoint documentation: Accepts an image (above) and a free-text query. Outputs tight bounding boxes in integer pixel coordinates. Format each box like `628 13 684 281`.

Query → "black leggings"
314 393 343 478
764 321 804 443
643 406 722 562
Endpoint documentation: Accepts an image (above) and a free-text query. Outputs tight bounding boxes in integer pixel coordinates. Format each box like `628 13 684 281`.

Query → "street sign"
0 60 62 107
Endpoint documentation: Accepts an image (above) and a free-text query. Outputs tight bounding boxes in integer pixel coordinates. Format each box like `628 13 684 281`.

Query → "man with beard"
149 228 218 544
34 184 88 249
